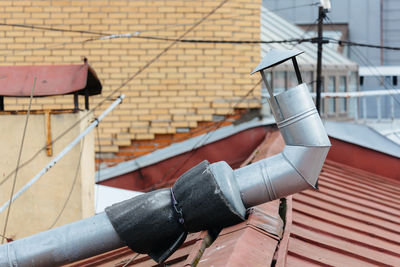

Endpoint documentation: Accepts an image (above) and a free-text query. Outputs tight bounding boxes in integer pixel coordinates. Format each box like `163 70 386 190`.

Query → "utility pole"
315 0 331 114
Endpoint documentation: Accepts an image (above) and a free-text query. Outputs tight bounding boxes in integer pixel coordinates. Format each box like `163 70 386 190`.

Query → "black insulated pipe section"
105 160 245 263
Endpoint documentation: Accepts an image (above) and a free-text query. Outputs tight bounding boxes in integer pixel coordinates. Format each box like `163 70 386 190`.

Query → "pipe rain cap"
251 49 304 74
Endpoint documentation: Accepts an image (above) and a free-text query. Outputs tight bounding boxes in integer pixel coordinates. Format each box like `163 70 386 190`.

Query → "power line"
0 2 319 38
89 0 230 112
0 95 125 216
0 0 230 188
149 79 261 190
332 38 400 51
94 126 102 214
0 0 230 190
0 23 103 36
48 137 85 229
269 2 319 12
289 18 319 49
323 15 400 107
1 78 36 244
324 14 400 51
351 46 400 106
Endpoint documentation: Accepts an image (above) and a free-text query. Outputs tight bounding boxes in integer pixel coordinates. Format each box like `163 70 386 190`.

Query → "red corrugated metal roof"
287 159 400 266
68 129 400 266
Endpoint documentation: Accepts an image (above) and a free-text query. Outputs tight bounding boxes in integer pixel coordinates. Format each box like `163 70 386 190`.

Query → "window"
348 71 358 118
338 76 347 113
287 71 297 89
328 76 336 114
320 76 325 114
301 71 314 92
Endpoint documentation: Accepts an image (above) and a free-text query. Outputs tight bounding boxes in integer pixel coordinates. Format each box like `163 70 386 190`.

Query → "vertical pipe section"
234 83 330 208
0 213 125 267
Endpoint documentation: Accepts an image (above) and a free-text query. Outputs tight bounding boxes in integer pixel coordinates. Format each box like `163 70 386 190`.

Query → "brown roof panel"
0 63 102 97
195 202 282 267
68 129 400 266
287 160 400 266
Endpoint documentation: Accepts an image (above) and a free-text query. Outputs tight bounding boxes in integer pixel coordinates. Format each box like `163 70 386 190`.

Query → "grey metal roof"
96 117 275 183
251 49 303 74
260 6 358 70
324 120 400 158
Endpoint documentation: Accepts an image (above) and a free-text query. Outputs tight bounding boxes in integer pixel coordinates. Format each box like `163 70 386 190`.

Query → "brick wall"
1 0 261 155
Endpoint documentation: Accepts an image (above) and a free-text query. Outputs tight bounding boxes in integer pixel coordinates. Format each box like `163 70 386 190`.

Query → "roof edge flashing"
96 117 275 183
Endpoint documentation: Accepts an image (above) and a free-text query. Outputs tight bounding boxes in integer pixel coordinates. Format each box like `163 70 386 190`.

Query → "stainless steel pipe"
0 213 125 267
234 83 331 208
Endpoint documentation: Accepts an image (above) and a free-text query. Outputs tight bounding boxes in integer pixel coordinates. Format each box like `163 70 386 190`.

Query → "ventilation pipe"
234 49 331 207
0 49 330 266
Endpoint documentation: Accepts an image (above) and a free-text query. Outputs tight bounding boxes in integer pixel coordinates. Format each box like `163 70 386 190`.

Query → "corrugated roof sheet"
287 160 400 266
69 130 400 266
260 6 358 70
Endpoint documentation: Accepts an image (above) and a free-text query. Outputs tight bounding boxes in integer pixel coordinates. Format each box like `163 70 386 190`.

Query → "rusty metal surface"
246 207 283 240
275 196 292 267
287 159 400 266
0 63 101 97
45 111 52 156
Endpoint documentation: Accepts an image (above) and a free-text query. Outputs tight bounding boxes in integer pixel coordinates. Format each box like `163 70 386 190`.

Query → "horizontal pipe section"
0 213 125 267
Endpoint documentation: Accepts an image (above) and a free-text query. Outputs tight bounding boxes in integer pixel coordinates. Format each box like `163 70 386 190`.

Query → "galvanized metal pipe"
234 83 331 208
0 213 125 267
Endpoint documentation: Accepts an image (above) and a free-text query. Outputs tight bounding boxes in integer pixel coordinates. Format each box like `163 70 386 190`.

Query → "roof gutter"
0 49 330 266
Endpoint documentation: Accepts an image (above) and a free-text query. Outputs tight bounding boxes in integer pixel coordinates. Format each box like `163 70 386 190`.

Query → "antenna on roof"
320 0 331 10
315 0 331 114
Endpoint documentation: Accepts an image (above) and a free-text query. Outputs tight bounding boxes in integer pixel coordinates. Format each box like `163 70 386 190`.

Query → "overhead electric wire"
1 78 36 244
0 0 230 190
0 2 319 38
289 18 319 49
0 95 125 216
3 1 398 193
351 46 400 106
324 15 400 106
330 38 400 51
0 1 320 57
150 79 262 190
48 137 85 229
94 126 102 214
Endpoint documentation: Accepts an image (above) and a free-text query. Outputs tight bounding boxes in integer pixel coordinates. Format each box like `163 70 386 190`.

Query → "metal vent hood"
0 49 330 266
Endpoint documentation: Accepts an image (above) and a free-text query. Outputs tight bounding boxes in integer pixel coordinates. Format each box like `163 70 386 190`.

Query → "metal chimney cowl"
0 49 330 267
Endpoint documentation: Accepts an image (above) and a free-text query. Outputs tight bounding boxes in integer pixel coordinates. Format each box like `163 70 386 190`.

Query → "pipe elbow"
234 84 331 208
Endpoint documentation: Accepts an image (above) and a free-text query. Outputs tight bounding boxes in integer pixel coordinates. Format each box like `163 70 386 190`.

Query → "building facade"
263 0 400 119
1 0 262 164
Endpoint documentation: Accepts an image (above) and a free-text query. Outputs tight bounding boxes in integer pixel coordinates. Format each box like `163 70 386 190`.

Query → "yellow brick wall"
1 0 261 153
